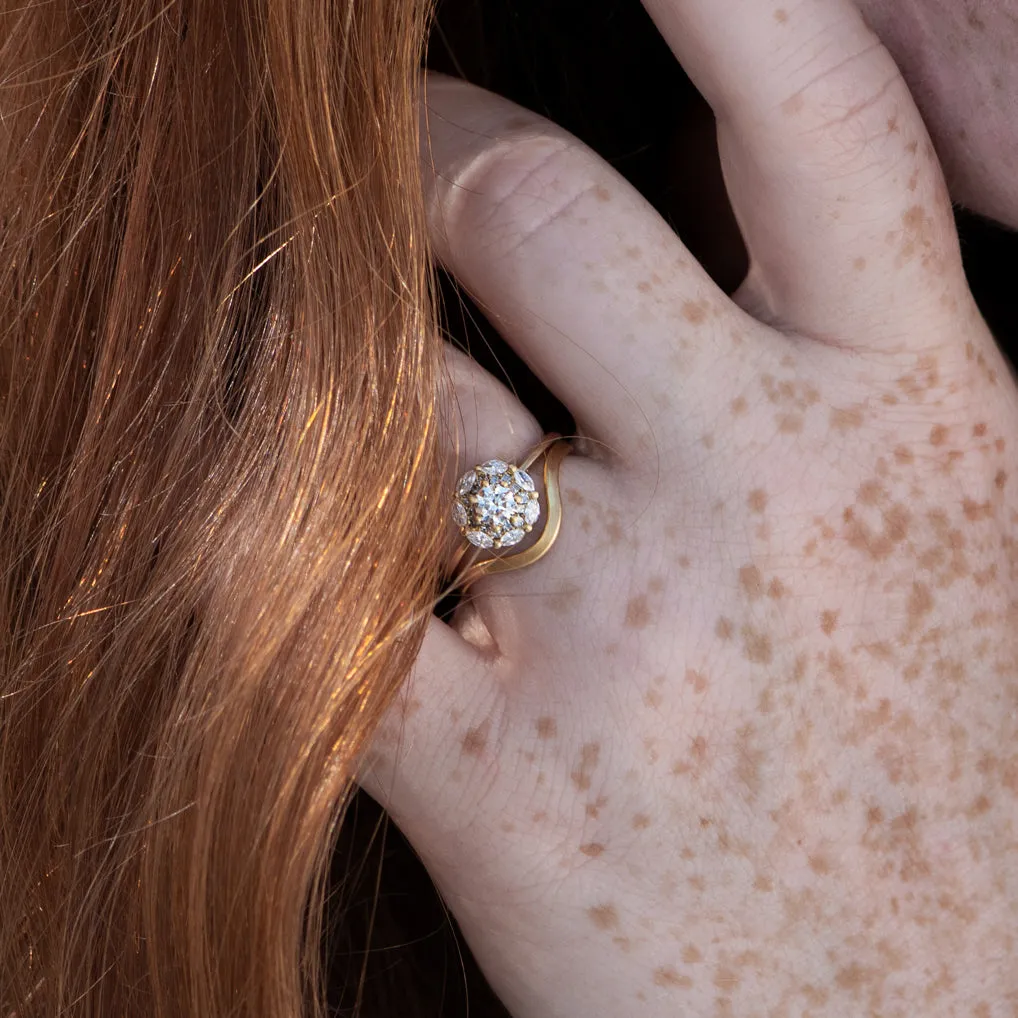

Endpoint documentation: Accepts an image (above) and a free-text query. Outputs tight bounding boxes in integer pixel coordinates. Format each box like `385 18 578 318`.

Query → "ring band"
449 434 571 588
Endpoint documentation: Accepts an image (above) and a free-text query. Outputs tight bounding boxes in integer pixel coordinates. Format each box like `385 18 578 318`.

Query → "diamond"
480 459 508 475
524 501 541 525
511 467 535 492
457 470 478 496
502 528 526 547
466 530 494 549
452 501 469 527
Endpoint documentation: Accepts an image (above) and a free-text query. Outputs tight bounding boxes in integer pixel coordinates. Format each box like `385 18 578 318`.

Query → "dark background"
325 1 1017 1014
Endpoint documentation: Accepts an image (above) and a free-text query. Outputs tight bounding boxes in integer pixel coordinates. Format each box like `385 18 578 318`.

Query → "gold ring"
449 434 571 589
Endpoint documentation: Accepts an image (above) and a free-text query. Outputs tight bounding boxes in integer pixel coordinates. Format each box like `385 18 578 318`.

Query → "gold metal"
449 434 571 590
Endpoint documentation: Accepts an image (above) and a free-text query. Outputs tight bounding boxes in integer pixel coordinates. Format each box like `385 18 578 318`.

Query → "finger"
423 73 754 461
440 344 544 571
356 615 500 843
641 0 967 345
442 343 543 483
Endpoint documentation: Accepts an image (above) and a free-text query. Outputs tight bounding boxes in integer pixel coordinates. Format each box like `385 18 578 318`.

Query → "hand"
360 1 1018 1015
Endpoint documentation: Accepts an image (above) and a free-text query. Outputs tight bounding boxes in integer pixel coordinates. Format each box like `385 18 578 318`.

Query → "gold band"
450 434 571 590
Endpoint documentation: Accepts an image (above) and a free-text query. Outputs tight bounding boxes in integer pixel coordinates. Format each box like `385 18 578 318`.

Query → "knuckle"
445 130 601 258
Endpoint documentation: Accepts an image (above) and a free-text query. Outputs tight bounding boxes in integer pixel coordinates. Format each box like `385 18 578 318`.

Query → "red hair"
0 0 444 1013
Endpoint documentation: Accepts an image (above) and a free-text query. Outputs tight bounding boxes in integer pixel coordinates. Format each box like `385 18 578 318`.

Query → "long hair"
0 0 445 1013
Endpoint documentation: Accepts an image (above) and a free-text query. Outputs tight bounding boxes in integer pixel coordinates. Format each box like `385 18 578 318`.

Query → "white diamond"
524 501 541 525
511 467 535 492
481 459 508 475
452 501 469 527
457 470 478 496
466 530 494 549
502 528 526 547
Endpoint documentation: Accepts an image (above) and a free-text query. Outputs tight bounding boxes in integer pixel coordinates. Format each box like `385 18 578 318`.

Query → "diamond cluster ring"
453 460 541 550
448 435 571 585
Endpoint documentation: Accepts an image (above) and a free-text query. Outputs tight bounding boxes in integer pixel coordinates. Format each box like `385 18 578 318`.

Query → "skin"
361 1 1018 1015
858 0 1018 230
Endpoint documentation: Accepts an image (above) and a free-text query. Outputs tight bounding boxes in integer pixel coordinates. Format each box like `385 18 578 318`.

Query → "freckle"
782 93 805 116
853 256 866 272
461 720 490 756
594 185 611 203
906 140 918 154
858 480 886 505
625 245 642 259
654 967 693 989
835 963 874 994
884 504 910 541
606 518 624 543
803 986 830 1007
963 498 993 522
450 709 462 723
580 842 605 858
682 300 708 325
588 904 619 930
715 617 734 641
644 688 664 709
683 944 703 964
820 610 839 636
637 280 652 294
907 581 934 628
902 204 926 230
830 406 864 431
691 735 708 761
882 393 899 405
571 742 600 791
886 114 899 133
680 846 694 860
907 171 919 191
632 813 652 830
995 438 1006 453
731 395 748 416
549 581 582 614
929 424 948 446
688 875 706 891
685 669 708 693
625 594 652 629
803 538 818 556
536 716 557 739
758 688 774 714
532 810 547 823
747 488 768 513
739 564 764 599
649 575 664 593
678 555 690 569
767 578 785 599
808 854 832 875
995 470 1008 490
777 413 802 433
742 626 773 664
605 642 618 656
973 422 988 438
774 7 788 23
894 445 913 464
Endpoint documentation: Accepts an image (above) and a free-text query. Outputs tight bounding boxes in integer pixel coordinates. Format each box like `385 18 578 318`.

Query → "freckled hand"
358 1 1018 1016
